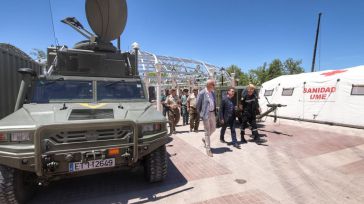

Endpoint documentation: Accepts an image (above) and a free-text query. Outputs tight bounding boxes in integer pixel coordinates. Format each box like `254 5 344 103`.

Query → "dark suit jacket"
219 96 235 123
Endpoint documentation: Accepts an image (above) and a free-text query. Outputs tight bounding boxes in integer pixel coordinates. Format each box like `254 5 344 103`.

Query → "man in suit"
196 79 216 157
219 87 240 148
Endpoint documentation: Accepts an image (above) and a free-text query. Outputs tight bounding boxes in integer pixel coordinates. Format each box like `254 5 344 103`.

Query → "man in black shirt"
219 87 240 148
240 84 265 143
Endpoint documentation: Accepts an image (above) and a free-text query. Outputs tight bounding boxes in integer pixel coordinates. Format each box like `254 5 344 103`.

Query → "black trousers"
240 114 258 136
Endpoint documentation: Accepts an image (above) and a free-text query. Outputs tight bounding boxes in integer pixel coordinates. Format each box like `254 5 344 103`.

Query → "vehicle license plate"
69 158 115 172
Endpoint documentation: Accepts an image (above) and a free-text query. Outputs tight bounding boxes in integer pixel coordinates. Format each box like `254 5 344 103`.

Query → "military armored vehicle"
0 0 170 203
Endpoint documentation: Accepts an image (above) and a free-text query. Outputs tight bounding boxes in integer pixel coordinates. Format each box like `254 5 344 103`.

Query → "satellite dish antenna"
86 0 127 42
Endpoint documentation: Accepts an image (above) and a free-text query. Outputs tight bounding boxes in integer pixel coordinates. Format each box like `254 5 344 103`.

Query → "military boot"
253 131 266 143
240 131 247 143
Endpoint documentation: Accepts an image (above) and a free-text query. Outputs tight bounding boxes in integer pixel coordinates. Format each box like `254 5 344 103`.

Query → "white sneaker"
206 149 213 157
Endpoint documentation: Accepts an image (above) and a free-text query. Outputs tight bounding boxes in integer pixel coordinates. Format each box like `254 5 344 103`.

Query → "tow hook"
121 148 131 158
37 179 49 187
46 162 59 171
81 150 104 163
43 156 59 172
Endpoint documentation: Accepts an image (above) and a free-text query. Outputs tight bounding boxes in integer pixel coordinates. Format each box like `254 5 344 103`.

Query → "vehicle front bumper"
0 121 171 177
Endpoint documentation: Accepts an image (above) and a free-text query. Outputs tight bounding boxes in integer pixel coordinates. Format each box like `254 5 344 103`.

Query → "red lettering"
309 94 328 100
306 87 336 94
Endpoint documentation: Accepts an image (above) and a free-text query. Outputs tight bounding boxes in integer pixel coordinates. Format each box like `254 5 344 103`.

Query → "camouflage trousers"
189 107 200 131
168 108 180 132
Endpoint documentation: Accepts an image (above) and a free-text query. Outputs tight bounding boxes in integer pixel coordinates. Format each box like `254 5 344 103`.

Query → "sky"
1 0 364 73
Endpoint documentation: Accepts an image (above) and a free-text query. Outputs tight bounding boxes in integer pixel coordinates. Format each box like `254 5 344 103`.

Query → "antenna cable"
48 0 59 46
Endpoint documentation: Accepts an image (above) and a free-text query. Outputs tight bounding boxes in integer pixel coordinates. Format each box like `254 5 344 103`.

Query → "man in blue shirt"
219 87 240 148
161 89 169 117
181 89 189 126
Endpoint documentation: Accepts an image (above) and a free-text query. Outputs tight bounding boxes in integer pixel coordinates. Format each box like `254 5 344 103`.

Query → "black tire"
144 145 167 183
0 165 37 204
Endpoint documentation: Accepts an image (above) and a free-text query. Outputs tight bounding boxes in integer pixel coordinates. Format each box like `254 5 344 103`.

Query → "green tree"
227 58 304 86
267 59 283 80
226 64 243 76
29 48 46 63
249 62 269 86
147 72 157 77
239 72 251 86
226 64 251 86
283 58 304 74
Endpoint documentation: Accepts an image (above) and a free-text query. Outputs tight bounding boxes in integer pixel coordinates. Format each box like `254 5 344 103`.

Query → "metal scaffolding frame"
135 49 236 111
138 51 233 88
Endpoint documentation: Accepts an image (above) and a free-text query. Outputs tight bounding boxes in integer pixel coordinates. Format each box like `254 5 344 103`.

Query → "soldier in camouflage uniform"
187 87 200 132
165 88 180 134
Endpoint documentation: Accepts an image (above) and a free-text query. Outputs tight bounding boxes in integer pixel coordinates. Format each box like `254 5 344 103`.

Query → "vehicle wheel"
144 145 167 183
0 165 37 204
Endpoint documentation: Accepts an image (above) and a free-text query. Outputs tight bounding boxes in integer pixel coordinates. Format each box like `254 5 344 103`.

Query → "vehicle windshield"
97 81 146 101
31 80 93 103
30 80 146 103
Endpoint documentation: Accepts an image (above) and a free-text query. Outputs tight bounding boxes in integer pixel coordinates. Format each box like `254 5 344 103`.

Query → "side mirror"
18 68 37 77
14 68 37 111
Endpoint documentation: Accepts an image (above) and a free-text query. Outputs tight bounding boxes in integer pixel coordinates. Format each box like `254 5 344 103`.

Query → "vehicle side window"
282 88 294 96
264 89 273 96
351 85 364 95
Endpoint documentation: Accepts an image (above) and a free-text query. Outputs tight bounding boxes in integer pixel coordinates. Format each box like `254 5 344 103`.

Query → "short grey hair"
206 79 215 87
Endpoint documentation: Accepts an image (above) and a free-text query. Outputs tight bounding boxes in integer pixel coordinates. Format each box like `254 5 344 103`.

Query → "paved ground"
30 118 364 204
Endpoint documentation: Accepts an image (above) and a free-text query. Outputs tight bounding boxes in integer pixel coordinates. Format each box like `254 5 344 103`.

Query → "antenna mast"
311 12 322 72
48 0 58 46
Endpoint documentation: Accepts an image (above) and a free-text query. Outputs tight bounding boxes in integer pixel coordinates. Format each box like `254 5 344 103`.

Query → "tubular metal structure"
137 51 232 88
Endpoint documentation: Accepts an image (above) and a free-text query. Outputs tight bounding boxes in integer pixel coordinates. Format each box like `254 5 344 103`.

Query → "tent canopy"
259 65 364 128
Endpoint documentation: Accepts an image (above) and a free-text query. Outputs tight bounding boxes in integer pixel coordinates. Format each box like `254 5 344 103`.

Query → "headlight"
141 123 162 134
10 132 32 142
142 124 154 133
0 132 8 142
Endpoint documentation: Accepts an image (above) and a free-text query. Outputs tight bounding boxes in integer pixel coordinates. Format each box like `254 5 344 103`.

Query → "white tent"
259 65 364 128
